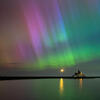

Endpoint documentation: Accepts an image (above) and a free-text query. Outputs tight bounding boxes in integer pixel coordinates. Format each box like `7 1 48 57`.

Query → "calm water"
0 79 100 100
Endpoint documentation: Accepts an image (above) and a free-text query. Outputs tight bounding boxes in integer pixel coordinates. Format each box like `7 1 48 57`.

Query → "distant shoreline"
0 76 100 80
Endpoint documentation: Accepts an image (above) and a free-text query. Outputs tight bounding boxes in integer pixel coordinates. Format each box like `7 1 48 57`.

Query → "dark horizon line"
0 76 100 80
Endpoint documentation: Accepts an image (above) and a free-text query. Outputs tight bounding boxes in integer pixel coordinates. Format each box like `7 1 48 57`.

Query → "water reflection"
79 78 83 89
59 78 64 94
59 78 83 95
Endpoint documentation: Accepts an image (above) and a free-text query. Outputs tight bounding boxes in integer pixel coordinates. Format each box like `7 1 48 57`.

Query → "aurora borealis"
0 0 100 70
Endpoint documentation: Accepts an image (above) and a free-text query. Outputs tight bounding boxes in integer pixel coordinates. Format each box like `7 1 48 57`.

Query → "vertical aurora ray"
53 0 67 42
20 1 43 58
33 6 51 47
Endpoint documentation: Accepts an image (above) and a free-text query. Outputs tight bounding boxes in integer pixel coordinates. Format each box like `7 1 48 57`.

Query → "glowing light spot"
60 68 64 73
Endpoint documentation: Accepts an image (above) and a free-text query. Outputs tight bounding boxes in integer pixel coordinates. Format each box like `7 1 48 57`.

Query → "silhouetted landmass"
0 76 100 81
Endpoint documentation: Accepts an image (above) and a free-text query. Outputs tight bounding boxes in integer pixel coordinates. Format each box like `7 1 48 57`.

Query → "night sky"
0 0 100 75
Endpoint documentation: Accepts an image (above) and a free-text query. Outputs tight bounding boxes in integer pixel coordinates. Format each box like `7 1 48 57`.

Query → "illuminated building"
72 68 85 77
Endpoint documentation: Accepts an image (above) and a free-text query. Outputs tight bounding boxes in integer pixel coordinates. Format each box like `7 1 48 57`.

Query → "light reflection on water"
59 78 83 94
79 78 83 89
59 78 64 94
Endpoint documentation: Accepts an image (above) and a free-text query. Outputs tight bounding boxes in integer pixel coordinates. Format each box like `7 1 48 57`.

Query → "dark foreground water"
0 79 100 100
